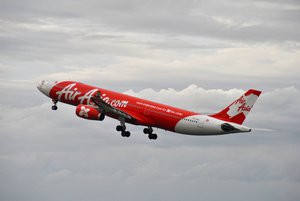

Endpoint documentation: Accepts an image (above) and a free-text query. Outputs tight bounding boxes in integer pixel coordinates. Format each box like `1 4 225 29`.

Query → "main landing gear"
115 125 157 140
116 118 130 137
143 127 158 140
115 119 157 140
51 99 58 110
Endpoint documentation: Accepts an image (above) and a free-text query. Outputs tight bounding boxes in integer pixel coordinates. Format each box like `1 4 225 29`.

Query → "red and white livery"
37 80 262 140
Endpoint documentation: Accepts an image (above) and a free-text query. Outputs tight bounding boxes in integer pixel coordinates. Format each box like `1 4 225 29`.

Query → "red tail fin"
210 89 262 124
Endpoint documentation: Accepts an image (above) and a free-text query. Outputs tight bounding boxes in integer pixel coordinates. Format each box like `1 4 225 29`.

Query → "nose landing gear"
51 99 58 110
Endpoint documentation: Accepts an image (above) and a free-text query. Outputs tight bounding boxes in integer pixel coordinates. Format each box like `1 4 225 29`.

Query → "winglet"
210 89 262 124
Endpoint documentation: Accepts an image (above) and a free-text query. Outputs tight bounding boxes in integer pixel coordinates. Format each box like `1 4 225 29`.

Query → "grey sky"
0 0 300 201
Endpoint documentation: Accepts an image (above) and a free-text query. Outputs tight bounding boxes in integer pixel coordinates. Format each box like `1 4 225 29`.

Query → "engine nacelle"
75 104 101 120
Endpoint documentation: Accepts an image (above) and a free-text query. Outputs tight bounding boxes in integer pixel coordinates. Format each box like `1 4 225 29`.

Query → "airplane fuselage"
38 80 260 139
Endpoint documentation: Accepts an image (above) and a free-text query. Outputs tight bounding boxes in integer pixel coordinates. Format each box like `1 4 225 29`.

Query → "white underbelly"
174 115 224 135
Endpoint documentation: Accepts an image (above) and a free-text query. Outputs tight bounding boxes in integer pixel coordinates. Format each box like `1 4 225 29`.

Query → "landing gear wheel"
121 131 130 137
116 125 122 132
148 133 157 140
143 128 150 134
143 127 153 134
152 134 157 140
116 125 126 132
99 113 105 121
51 105 58 110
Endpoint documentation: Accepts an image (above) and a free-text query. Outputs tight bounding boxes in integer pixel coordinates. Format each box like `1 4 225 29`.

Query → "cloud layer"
1 85 300 201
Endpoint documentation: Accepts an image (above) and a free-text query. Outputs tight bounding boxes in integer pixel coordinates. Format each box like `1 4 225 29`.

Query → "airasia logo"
227 94 257 118
78 105 90 118
56 83 128 107
234 96 252 112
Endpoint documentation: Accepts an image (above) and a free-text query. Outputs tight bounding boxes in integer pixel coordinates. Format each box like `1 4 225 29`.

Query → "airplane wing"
91 92 133 121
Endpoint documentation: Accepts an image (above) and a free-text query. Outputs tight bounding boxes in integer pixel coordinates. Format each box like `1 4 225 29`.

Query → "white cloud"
4 43 293 92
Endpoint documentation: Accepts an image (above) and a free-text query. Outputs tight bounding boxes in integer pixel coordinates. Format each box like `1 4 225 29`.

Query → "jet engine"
75 104 102 120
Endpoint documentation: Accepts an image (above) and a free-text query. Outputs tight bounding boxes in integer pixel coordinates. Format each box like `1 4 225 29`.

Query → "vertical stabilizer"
210 89 262 124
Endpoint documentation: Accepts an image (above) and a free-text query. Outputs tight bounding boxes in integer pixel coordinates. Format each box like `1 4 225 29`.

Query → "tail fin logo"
227 93 258 118
210 89 261 124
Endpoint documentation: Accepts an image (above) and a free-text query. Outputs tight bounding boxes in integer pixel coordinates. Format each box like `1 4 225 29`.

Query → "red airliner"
37 80 261 140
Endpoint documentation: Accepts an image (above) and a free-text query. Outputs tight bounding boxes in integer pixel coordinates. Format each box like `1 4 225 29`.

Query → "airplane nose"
37 80 45 91
37 80 56 97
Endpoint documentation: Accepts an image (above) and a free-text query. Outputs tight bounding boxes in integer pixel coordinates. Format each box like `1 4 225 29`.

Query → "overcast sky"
1 0 300 201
